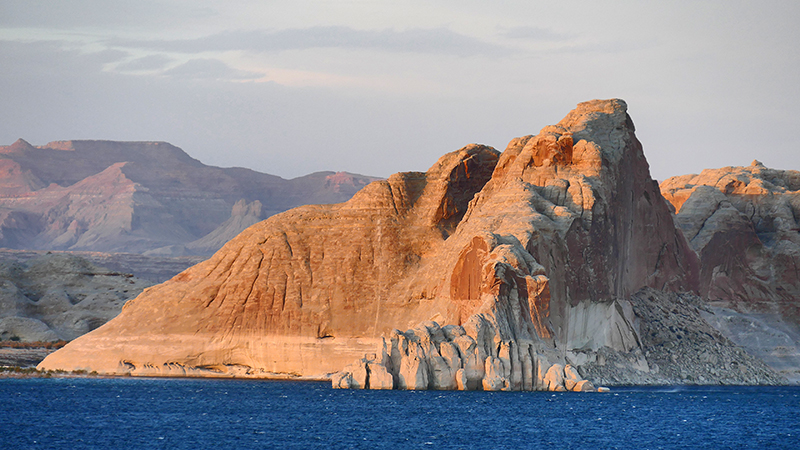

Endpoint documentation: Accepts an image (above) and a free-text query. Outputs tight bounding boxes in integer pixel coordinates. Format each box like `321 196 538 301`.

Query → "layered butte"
0 139 379 254
41 99 781 388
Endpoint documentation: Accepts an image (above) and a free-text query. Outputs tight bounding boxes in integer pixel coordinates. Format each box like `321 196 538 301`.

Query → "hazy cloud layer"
499 26 571 41
115 54 173 72
108 27 510 57
162 58 263 80
0 0 214 28
0 39 121 74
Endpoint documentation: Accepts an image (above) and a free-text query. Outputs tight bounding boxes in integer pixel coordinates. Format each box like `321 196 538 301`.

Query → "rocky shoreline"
331 288 787 391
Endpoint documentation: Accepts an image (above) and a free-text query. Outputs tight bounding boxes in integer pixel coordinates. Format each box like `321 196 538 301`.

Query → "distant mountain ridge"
0 139 381 254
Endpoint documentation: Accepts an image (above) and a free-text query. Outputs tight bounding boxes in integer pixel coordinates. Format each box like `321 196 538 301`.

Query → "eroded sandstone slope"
42 99 773 388
40 142 500 376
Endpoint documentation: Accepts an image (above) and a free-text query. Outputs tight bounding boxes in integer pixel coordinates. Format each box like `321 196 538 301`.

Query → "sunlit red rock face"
40 99 700 383
661 162 800 323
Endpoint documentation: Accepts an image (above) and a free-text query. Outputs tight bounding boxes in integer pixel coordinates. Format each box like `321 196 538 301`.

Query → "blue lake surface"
1 378 799 449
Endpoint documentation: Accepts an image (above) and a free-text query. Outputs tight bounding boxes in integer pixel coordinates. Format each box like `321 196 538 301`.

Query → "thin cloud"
0 39 120 73
555 38 658 55
107 26 510 57
115 54 174 72
162 58 263 81
86 48 129 63
500 26 572 41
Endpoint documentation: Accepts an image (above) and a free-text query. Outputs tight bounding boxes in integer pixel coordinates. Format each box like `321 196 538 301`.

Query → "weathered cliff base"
579 288 783 386
332 288 785 390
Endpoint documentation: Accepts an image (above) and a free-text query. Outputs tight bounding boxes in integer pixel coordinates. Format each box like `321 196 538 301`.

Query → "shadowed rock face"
661 161 800 323
442 100 699 337
661 162 800 382
39 100 701 383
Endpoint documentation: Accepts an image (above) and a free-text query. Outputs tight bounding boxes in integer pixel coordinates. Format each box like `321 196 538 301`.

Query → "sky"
1 1 798 181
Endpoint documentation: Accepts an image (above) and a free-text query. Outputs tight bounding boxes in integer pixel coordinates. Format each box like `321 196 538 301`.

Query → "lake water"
1 378 798 449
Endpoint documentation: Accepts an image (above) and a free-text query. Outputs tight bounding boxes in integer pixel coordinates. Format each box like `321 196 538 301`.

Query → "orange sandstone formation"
40 99 701 389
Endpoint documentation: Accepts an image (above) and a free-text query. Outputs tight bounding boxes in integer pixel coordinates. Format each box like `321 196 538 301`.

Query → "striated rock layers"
661 162 800 381
42 99 714 388
0 249 204 284
0 139 379 254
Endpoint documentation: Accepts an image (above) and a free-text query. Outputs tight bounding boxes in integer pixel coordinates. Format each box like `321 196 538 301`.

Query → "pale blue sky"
1 1 798 181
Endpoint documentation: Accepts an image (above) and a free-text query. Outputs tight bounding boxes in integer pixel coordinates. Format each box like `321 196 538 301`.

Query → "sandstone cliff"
39 141 500 376
0 139 379 254
661 162 800 381
41 100 776 388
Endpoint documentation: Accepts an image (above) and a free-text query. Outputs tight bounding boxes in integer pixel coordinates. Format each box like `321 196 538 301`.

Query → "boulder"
522 351 535 391
429 356 457 390
331 371 353 389
342 361 368 389
564 364 581 391
544 364 565 391
367 362 394 390
482 356 506 391
573 380 596 392
455 368 469 390
399 355 429 390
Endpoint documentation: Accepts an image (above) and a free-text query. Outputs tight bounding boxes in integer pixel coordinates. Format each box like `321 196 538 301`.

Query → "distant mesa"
0 138 36 153
660 162 800 318
0 139 381 255
144 199 266 257
39 99 789 389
